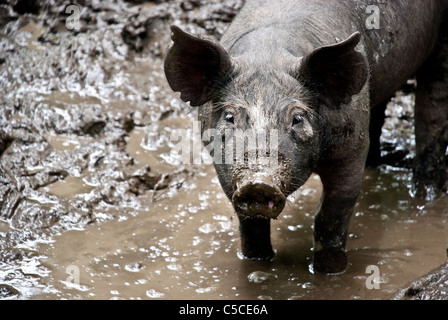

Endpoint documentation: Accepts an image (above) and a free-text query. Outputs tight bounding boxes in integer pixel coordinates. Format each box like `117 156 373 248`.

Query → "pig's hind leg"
414 16 448 199
366 100 388 167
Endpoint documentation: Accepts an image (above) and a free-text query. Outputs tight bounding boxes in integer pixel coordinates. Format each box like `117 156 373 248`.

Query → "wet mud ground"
0 0 447 300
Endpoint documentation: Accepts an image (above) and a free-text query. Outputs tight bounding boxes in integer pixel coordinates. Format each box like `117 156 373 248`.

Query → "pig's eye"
224 113 234 124
292 114 304 126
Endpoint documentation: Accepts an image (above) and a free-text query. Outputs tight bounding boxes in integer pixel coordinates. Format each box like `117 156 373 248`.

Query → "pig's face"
164 26 367 219
203 67 321 219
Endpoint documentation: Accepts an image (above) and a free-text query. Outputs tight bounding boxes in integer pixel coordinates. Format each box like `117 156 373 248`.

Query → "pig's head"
164 26 367 220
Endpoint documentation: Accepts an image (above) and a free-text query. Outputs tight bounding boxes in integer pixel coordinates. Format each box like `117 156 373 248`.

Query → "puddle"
34 130 448 300
1 0 447 301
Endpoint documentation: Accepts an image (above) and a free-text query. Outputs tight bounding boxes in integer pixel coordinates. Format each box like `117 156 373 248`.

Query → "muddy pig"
164 0 448 273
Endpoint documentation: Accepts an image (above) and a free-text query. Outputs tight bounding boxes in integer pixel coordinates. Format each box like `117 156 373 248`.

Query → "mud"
393 260 448 300
0 0 447 300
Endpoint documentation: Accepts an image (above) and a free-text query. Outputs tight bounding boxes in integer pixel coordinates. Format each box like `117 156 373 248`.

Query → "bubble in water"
301 282 313 289
199 223 216 234
124 262 144 272
196 286 217 294
167 264 182 271
301 187 316 197
146 289 165 298
287 224 304 231
213 215 229 221
247 271 278 284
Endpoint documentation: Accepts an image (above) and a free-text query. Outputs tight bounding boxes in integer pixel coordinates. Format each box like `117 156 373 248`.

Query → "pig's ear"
298 32 368 108
164 26 232 107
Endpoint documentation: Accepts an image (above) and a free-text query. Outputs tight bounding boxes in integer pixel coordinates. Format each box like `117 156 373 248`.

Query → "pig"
164 0 448 274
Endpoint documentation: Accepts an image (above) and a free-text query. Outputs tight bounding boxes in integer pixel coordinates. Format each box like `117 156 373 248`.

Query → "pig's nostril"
232 182 286 219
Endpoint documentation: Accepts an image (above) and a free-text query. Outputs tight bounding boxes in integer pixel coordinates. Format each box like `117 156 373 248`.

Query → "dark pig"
164 0 448 273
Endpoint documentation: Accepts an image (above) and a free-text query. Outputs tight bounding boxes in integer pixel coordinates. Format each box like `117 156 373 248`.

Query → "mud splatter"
0 0 447 300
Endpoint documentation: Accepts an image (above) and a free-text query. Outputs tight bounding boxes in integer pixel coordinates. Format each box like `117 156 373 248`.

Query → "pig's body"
164 0 448 273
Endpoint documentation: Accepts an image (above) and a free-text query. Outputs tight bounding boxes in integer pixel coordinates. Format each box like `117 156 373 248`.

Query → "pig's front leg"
238 216 274 260
313 159 366 274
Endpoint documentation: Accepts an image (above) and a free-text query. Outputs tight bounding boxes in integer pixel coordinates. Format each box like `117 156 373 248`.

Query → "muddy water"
1 0 447 301
35 123 448 300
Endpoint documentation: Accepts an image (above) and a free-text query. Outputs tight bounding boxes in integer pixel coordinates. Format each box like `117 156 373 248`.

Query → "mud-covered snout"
232 180 286 219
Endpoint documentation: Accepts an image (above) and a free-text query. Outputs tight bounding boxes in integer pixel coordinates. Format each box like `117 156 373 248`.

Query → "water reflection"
35 136 448 300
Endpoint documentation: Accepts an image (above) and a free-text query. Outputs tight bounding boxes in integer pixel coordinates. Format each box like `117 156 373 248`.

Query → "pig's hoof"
411 178 447 201
312 248 347 274
238 247 275 261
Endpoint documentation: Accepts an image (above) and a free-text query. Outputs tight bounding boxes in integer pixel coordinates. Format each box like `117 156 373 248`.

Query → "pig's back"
221 0 445 106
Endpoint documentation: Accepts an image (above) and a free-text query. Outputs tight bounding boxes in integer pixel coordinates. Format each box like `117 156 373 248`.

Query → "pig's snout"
232 182 286 219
